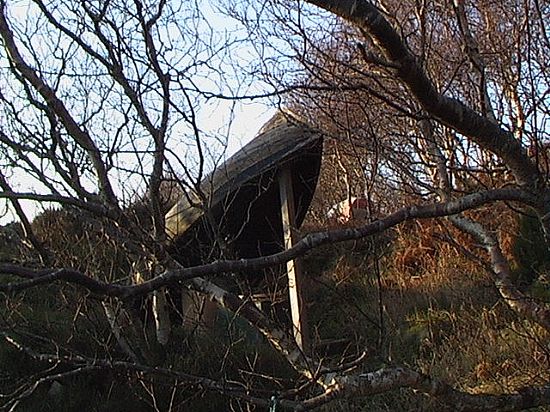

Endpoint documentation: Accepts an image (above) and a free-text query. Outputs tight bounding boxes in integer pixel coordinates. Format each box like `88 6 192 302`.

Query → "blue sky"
0 1 280 224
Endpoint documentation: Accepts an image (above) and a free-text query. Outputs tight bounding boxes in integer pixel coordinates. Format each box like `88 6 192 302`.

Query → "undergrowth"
1 214 549 411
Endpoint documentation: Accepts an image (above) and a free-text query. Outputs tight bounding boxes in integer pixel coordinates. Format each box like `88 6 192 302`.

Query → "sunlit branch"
304 0 541 187
0 187 534 297
451 215 550 330
301 365 550 411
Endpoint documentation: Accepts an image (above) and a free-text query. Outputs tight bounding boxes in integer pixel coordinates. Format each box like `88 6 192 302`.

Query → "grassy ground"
304 220 550 411
1 215 549 411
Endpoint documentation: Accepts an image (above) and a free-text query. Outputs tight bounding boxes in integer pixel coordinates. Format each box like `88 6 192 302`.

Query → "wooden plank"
278 167 309 351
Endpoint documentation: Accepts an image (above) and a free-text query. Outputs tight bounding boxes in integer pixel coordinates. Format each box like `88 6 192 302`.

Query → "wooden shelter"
165 111 323 265
165 111 323 350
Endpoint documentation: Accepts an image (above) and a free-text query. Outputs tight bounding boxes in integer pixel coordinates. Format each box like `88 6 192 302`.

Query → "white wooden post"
278 167 309 351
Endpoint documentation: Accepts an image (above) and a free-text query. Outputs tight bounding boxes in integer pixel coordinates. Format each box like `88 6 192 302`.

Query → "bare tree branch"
0 188 534 297
0 1 118 205
304 0 540 187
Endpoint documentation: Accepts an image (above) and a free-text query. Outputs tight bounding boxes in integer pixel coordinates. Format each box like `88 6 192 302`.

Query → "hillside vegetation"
1 201 548 411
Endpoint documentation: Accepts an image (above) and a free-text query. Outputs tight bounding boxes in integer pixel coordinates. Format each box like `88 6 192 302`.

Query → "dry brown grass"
311 212 550 410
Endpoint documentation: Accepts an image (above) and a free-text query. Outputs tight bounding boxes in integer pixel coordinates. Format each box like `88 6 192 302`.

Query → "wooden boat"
165 111 323 267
